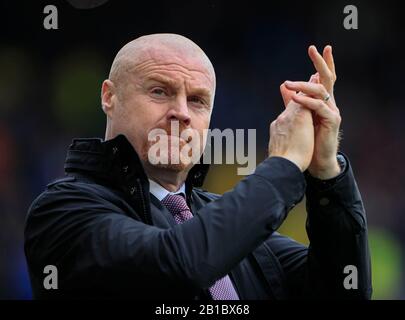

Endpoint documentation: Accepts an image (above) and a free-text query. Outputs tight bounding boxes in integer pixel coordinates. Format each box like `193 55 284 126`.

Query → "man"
24 33 372 299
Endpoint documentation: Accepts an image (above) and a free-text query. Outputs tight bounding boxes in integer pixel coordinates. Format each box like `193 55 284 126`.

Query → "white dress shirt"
148 179 186 201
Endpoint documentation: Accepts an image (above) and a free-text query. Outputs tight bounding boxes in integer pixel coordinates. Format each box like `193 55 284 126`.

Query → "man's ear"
101 79 116 118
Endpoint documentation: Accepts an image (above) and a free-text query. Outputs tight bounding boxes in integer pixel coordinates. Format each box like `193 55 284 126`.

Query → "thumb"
280 83 295 108
281 74 318 108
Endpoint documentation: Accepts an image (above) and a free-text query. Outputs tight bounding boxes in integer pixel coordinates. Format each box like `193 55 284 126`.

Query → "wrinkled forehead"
130 46 215 88
132 48 215 88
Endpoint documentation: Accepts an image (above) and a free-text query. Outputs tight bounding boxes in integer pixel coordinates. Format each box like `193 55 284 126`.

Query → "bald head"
101 33 216 178
108 33 216 92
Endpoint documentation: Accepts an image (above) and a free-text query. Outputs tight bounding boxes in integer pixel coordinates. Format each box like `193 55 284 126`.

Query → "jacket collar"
64 134 210 194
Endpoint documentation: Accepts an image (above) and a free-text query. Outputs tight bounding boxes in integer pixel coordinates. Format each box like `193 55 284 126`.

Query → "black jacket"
24 135 372 299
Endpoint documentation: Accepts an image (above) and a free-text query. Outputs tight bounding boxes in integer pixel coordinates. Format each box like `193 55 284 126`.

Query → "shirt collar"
148 179 186 201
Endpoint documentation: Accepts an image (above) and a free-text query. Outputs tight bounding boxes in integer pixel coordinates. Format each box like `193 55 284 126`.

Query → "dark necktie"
161 193 239 300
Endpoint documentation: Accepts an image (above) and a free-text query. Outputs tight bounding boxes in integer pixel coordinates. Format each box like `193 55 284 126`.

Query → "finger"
323 45 336 80
310 73 338 109
311 73 320 84
308 45 334 91
284 81 328 100
291 94 337 122
283 74 321 110
284 74 319 106
280 83 295 107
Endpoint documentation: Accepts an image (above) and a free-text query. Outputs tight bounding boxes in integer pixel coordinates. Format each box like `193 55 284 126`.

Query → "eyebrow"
145 74 180 90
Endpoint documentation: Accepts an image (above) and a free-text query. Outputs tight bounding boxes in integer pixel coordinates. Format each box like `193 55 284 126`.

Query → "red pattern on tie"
161 193 239 300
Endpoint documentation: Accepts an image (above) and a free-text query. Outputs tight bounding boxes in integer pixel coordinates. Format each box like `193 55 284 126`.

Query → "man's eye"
151 88 167 96
188 96 205 105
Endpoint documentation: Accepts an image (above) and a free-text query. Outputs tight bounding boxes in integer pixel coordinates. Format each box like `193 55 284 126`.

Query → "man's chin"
148 161 192 172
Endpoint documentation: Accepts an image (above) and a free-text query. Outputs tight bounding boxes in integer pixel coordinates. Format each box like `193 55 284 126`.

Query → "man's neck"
143 163 188 192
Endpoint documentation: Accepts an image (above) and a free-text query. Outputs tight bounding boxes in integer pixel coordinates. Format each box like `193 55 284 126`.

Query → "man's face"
109 48 215 172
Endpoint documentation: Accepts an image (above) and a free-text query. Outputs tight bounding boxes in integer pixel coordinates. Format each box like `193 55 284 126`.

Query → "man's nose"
166 95 191 126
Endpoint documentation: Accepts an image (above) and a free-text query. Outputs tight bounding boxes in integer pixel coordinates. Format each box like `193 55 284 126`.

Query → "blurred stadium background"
1 0 404 299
